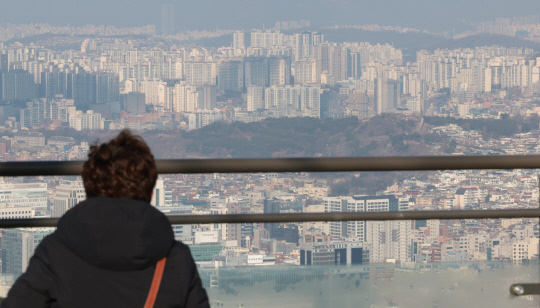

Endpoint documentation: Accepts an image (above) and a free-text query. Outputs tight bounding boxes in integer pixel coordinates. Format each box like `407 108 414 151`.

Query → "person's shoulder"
165 242 198 273
22 232 67 271
32 233 57 257
32 231 78 263
168 241 193 258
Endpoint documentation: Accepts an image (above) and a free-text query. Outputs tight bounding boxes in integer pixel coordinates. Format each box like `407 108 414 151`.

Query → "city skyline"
0 4 538 306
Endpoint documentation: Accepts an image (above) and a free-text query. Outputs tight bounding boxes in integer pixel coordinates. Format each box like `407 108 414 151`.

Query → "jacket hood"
55 197 175 271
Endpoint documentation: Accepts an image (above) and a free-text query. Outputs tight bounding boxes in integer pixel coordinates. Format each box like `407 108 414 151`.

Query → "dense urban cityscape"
0 3 539 307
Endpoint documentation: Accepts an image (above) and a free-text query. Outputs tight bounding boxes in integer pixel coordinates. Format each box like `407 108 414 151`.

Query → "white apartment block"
250 30 284 48
293 59 319 85
513 238 540 261
0 206 35 219
233 31 246 50
51 181 86 217
246 86 264 111
173 82 199 112
69 110 104 131
262 85 320 118
366 220 411 263
0 183 47 209
324 195 411 262
187 110 223 130
183 61 216 86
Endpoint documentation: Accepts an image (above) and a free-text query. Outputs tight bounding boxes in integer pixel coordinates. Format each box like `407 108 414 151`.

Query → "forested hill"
143 115 451 159
45 114 539 194
39 114 540 159
424 115 540 139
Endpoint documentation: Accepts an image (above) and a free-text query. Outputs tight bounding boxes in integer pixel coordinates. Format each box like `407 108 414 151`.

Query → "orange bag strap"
144 257 167 308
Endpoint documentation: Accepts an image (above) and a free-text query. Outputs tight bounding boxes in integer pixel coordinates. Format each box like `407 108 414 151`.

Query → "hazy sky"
0 0 539 32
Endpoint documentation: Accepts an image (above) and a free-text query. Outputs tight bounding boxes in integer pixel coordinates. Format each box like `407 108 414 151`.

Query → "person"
1 130 210 307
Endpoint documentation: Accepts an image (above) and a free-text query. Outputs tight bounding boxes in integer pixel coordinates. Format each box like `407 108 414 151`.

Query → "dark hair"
82 130 157 202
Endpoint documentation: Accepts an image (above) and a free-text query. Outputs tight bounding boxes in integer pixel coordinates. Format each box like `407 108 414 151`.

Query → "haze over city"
0 1 538 306
1 0 540 31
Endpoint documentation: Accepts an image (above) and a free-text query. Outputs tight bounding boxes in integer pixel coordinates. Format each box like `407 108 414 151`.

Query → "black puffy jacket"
1 197 210 308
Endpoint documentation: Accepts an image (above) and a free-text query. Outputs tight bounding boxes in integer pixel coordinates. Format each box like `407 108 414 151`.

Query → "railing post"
509 178 540 297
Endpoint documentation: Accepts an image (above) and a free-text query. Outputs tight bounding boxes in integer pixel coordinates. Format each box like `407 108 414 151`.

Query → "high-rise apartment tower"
161 4 175 36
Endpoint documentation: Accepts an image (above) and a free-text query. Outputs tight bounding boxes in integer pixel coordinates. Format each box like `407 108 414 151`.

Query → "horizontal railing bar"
1 155 540 177
0 218 59 228
2 209 539 228
167 209 540 224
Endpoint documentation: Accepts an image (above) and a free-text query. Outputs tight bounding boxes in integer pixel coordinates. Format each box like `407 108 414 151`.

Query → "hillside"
425 33 540 52
49 114 540 196
44 115 484 195
142 114 451 159
424 115 540 139
47 114 536 160
318 30 540 62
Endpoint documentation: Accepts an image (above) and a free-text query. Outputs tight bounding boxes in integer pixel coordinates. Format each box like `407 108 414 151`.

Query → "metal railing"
1 155 540 228
1 155 539 296
2 155 540 176
6 209 540 228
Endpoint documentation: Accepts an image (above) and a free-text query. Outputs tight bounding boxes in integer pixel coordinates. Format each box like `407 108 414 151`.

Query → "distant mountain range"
194 30 540 63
